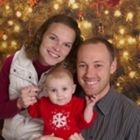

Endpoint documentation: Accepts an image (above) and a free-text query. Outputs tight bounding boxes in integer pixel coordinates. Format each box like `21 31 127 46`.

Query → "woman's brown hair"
25 14 83 69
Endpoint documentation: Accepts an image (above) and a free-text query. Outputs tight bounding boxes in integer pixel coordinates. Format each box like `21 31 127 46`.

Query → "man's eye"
95 64 102 68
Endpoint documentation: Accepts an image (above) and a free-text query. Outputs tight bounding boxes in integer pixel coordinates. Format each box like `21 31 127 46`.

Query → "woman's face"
39 23 76 66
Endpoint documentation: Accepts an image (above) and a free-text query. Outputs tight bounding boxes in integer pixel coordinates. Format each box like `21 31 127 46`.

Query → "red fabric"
0 56 20 118
28 96 97 140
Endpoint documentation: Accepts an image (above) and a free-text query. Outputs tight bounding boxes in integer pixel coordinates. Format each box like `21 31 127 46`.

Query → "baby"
28 64 97 140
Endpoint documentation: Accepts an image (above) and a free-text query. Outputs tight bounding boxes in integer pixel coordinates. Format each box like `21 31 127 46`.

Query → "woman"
0 14 82 140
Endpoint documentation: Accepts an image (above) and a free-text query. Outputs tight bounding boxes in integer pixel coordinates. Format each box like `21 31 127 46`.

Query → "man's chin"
84 90 95 96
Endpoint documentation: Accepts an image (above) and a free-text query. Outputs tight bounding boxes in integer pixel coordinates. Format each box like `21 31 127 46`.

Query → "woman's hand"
17 85 39 109
69 133 85 140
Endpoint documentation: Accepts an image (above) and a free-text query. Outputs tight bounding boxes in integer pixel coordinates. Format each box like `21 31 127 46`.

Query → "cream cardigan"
2 48 48 140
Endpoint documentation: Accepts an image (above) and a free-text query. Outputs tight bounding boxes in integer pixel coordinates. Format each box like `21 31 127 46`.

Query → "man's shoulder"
118 93 140 117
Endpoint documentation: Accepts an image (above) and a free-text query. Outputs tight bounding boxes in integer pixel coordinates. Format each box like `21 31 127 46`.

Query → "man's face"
77 42 116 99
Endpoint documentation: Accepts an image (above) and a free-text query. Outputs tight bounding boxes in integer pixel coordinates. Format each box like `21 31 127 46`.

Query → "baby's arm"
28 99 41 118
84 96 97 123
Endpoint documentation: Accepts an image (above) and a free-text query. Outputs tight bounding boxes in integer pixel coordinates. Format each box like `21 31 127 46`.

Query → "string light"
114 10 121 17
16 11 22 18
13 25 21 32
53 3 60 10
2 34 8 40
126 12 134 22
8 20 14 26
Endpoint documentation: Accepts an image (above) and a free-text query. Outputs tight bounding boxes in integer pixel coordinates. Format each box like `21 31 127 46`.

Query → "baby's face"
45 75 76 106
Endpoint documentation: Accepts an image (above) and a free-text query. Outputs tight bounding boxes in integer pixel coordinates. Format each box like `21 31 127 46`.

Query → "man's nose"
85 66 95 77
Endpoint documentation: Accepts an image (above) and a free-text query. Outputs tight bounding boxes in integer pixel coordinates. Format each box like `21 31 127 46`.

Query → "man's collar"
96 86 117 115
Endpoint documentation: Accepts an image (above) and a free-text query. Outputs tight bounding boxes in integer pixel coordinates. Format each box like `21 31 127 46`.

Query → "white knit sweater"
2 48 45 140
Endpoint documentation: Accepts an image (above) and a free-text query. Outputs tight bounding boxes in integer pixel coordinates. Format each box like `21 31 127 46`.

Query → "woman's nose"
54 42 62 51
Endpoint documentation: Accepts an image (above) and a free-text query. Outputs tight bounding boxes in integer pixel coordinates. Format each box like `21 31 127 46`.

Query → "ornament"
28 0 40 7
77 11 84 21
107 0 120 8
90 0 108 16
0 31 4 39
0 0 6 6
97 23 104 34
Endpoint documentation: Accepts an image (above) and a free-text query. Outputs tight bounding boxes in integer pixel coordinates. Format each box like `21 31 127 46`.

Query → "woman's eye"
49 36 56 40
79 64 86 68
64 43 72 48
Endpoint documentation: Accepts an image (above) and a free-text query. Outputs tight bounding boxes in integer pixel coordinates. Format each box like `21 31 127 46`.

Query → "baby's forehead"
47 73 73 82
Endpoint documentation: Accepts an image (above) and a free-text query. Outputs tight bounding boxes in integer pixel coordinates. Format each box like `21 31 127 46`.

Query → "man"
70 37 140 140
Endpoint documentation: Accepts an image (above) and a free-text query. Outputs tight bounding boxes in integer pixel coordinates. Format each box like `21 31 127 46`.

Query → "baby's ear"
72 84 76 94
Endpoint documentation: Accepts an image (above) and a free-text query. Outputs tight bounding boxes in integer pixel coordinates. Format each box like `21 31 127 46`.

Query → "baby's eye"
51 89 56 92
62 87 67 91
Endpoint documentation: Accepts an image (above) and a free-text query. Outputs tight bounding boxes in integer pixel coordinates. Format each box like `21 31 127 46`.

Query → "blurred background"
0 0 140 105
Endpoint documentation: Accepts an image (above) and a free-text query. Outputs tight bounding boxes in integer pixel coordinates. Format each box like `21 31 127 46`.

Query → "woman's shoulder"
4 55 14 64
1 55 14 71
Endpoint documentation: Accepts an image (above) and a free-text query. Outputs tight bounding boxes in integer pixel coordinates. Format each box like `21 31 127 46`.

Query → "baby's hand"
69 133 85 140
85 95 98 107
35 134 64 140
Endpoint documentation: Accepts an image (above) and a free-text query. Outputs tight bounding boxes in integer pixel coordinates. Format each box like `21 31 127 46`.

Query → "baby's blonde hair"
44 64 74 86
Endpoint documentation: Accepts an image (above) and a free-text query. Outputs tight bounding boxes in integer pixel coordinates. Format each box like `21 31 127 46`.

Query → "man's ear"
110 57 117 74
72 84 76 94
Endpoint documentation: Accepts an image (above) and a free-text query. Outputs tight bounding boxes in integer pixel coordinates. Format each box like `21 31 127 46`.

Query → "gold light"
2 34 8 40
53 3 60 10
14 25 21 32
16 11 22 18
1 41 7 49
104 10 109 15
27 7 33 13
119 27 125 35
122 51 129 60
8 20 14 26
118 39 125 46
126 12 134 22
5 4 10 10
114 10 121 17
11 40 17 46
127 36 136 45
129 71 136 79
